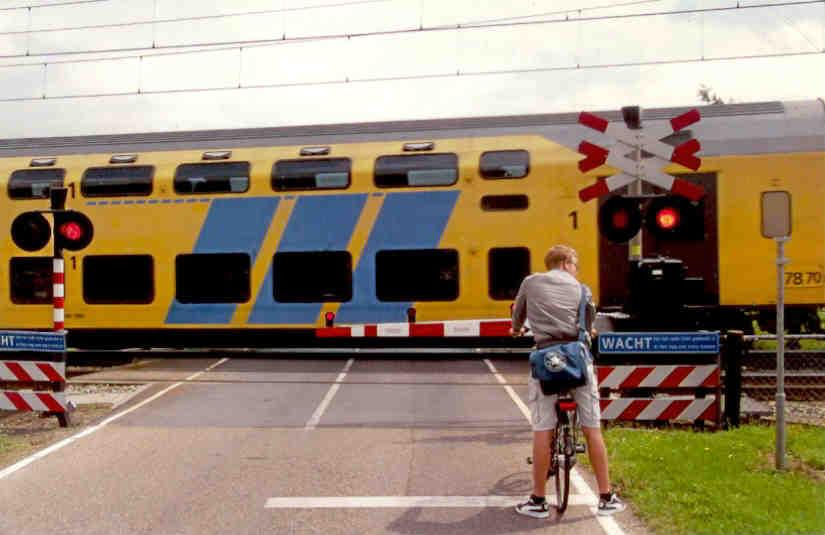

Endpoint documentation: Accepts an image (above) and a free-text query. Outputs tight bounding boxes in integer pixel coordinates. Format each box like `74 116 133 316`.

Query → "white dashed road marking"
304 358 354 430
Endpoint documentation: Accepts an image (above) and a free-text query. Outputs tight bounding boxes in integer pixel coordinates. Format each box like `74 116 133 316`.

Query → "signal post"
576 105 706 329
6 186 94 426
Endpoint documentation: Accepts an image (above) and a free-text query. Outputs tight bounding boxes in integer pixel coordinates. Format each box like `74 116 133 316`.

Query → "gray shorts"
526 360 601 431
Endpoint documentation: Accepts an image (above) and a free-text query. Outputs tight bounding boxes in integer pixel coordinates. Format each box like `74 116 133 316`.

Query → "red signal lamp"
58 221 84 241
655 207 679 230
644 196 703 240
324 311 335 327
53 210 94 251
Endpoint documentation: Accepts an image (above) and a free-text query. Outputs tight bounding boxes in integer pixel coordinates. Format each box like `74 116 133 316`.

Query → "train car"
0 99 823 348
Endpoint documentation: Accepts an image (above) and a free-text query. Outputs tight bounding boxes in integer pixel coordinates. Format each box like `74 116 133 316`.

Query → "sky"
0 0 822 138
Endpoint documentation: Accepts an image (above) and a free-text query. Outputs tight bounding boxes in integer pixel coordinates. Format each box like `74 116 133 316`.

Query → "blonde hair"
544 244 577 270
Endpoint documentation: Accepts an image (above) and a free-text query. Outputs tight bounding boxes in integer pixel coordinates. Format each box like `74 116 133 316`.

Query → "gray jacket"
511 269 595 349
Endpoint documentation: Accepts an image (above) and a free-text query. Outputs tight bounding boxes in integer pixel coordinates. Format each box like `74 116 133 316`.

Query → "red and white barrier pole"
52 256 64 332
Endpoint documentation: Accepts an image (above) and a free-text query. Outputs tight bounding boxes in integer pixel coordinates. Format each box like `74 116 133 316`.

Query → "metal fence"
724 333 825 427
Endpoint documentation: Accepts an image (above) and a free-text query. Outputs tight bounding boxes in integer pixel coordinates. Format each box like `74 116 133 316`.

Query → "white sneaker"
597 492 627 516
515 496 550 519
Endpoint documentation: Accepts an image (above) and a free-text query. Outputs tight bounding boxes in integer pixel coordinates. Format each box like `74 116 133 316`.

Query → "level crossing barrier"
0 330 72 427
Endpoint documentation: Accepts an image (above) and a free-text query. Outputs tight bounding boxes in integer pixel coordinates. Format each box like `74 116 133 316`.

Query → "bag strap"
576 283 590 344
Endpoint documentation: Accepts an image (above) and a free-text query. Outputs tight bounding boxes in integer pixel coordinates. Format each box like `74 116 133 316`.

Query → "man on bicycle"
511 244 626 519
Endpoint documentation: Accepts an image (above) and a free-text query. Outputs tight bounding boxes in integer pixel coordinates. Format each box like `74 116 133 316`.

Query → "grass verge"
595 424 825 535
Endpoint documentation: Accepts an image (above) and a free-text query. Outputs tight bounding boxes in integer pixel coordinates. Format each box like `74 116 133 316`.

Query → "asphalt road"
0 356 641 535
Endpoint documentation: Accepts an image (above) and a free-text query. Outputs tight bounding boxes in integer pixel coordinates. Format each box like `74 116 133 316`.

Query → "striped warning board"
596 365 719 389
600 396 717 422
0 361 65 382
0 390 69 412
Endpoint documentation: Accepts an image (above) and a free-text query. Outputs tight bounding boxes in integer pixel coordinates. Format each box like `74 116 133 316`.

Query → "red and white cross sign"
576 108 704 202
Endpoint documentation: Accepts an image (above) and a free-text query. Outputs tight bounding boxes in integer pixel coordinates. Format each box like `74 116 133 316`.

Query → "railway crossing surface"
0 356 645 535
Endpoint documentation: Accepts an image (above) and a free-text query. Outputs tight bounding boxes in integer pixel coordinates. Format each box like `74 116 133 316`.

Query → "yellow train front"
0 99 823 347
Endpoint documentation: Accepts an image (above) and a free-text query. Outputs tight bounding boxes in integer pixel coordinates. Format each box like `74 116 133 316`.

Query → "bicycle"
527 393 586 515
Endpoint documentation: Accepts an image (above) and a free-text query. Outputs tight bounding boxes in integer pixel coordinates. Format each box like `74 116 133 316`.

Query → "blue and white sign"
598 332 720 354
0 330 66 352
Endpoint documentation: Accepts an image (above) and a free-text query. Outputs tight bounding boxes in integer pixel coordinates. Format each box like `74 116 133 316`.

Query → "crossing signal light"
645 196 703 240
598 196 642 243
54 210 94 251
11 212 52 251
598 195 704 243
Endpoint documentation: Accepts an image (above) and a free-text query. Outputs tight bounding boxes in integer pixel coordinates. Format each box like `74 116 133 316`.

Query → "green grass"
789 426 825 470
595 424 825 535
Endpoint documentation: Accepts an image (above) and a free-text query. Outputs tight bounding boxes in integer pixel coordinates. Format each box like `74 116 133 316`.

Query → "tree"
697 84 733 105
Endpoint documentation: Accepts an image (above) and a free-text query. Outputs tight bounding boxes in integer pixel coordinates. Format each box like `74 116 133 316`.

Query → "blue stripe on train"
166 197 280 324
335 190 459 324
248 194 367 324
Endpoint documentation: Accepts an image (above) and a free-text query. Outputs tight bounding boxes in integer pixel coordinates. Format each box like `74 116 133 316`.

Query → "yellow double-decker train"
0 99 823 348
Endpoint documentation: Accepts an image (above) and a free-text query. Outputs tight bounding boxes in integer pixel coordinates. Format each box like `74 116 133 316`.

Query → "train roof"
0 99 822 158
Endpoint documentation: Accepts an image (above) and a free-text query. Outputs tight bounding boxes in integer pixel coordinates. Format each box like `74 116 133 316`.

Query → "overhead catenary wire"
0 0 112 12
0 0 821 69
0 49 821 104
0 0 396 37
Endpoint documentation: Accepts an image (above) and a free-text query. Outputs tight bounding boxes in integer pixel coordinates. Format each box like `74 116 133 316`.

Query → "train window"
272 158 351 191
81 165 154 197
8 168 65 200
481 194 529 211
488 247 531 300
273 251 352 302
83 255 154 304
480 150 529 179
9 257 52 304
174 162 250 194
374 153 458 188
376 249 458 301
176 253 250 303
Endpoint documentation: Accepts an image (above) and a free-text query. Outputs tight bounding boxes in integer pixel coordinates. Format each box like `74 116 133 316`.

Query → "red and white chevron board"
600 396 717 422
317 319 512 338
596 365 719 389
0 390 68 412
0 361 66 382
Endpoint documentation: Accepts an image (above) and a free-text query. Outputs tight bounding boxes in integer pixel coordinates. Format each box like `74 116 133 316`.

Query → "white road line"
304 358 354 430
483 359 530 418
483 358 627 535
0 357 230 481
266 495 593 508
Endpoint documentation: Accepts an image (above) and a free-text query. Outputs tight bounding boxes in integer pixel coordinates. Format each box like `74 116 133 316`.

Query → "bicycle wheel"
554 417 571 513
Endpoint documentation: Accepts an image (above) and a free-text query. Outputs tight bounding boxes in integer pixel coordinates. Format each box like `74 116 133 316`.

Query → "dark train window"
376 249 458 301
481 195 529 211
82 166 154 197
10 257 52 304
272 158 351 191
374 153 458 188
83 255 154 304
480 150 529 179
174 162 250 194
176 253 250 303
489 247 531 300
273 251 352 302
8 169 65 200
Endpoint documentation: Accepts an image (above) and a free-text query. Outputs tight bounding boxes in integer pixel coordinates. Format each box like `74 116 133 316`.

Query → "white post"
775 236 788 470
